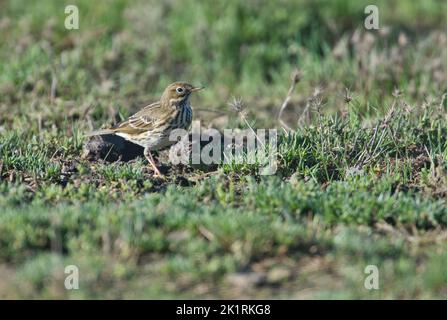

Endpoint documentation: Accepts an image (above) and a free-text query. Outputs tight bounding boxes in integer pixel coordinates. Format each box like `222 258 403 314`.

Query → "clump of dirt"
82 134 144 162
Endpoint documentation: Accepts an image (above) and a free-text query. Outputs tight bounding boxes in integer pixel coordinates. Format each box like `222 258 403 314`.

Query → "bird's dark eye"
176 87 184 94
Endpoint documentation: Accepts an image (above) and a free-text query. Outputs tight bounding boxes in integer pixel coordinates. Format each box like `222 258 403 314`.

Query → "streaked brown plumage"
87 82 203 176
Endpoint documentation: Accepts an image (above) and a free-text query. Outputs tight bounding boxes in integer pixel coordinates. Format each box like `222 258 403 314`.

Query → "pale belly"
116 124 191 151
116 131 176 151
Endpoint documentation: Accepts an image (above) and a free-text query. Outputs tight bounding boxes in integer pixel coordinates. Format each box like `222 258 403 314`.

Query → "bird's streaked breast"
172 103 193 130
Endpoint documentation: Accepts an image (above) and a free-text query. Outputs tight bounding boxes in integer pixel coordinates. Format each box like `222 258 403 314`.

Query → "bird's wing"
113 101 167 134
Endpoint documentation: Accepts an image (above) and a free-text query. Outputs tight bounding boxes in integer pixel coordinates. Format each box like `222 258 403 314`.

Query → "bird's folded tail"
84 129 116 137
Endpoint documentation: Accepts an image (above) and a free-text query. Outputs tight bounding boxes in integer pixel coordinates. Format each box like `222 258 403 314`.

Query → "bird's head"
161 82 204 107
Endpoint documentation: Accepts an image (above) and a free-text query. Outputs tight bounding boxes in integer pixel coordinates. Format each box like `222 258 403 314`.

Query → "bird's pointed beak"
191 86 205 92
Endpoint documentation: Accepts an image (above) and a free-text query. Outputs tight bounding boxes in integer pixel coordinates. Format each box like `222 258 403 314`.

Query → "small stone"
226 272 266 288
266 267 291 284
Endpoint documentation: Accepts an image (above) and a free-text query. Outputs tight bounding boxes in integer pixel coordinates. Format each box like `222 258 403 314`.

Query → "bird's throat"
169 96 190 110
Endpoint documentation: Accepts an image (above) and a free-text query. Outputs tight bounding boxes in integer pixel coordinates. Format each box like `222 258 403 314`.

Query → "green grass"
1 0 447 299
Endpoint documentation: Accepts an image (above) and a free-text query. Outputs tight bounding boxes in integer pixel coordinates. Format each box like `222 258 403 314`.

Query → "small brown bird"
87 82 203 176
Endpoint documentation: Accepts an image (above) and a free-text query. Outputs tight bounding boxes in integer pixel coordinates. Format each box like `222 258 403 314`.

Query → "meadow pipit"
87 82 203 176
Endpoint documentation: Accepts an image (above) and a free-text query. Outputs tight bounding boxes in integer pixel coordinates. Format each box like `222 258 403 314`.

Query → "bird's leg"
144 148 163 177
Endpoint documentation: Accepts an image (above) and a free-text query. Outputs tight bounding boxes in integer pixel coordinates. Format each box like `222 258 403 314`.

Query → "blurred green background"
1 0 447 128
